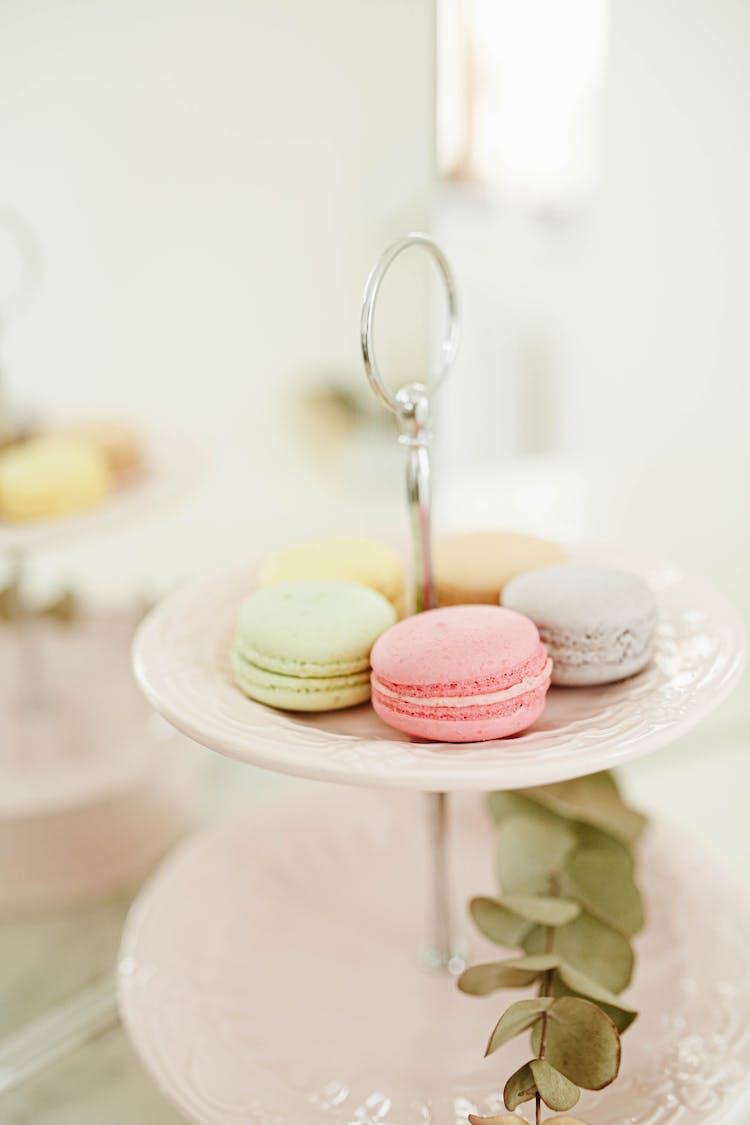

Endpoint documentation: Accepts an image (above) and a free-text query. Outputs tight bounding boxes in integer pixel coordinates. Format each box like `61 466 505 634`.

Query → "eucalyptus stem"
535 876 560 1124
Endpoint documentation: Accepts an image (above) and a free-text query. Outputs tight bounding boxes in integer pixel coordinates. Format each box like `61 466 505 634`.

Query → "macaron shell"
370 605 546 694
501 564 658 686
258 537 403 611
0 437 112 521
435 530 566 605
235 580 397 678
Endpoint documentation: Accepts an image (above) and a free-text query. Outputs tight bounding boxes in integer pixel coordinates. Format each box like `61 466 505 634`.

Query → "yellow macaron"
258 536 404 615
0 436 112 521
434 530 566 606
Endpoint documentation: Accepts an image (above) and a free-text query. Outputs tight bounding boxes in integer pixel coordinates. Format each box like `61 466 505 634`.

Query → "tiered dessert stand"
122 237 749 1124
0 428 202 909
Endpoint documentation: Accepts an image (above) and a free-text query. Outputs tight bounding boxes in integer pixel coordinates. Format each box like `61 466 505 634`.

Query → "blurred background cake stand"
0 427 204 912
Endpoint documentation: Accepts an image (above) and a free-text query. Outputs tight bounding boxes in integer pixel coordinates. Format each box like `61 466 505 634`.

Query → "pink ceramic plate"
118 784 750 1125
132 549 745 791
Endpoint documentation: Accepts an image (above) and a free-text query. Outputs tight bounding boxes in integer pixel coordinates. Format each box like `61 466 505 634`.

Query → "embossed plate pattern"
118 785 750 1125
132 550 745 791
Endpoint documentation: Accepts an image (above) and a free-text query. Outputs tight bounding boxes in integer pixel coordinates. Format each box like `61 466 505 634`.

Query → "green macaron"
231 579 396 711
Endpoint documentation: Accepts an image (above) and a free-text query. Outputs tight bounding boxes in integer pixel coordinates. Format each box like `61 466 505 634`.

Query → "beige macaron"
434 530 566 606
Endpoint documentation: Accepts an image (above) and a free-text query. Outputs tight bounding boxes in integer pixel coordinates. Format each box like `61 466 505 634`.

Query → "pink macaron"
370 605 552 743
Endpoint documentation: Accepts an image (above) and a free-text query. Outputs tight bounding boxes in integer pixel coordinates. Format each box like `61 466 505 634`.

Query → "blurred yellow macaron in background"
0 436 112 521
434 530 566 606
51 420 142 480
258 536 404 615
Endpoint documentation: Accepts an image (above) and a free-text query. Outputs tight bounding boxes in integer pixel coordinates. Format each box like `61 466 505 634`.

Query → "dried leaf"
552 965 638 1033
486 997 553 1056
531 996 621 1089
529 1058 580 1111
503 1061 537 1110
470 896 532 948
458 955 559 995
501 893 580 927
563 849 644 937
496 816 576 895
523 774 646 845
523 911 634 994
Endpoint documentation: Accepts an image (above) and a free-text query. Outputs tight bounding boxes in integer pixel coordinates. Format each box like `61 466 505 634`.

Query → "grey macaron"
501 564 658 686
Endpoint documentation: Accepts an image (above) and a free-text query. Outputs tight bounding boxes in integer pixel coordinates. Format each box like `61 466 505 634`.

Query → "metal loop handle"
360 232 459 417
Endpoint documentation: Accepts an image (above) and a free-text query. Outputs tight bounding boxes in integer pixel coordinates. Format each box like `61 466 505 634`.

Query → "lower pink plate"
118 784 750 1124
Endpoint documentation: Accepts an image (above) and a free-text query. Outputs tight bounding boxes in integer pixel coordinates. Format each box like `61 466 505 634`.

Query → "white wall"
439 0 750 622
0 0 435 596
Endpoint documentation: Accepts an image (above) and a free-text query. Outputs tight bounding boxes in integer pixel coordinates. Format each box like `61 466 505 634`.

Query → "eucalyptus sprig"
459 772 646 1125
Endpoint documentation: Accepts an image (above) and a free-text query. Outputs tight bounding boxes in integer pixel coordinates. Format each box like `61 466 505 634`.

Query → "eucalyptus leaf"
468 1116 527 1125
530 996 621 1089
552 965 638 1033
523 911 634 994
563 849 644 937
496 816 576 895
501 893 580 927
523 774 646 845
458 955 560 995
487 790 543 825
529 1058 580 1112
503 1061 537 1110
573 822 634 866
485 997 553 1056
470 896 532 948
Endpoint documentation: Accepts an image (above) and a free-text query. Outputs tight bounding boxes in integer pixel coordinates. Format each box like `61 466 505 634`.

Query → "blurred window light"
438 0 610 209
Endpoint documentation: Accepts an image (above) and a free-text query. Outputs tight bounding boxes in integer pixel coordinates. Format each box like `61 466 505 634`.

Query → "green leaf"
523 773 646 845
503 1061 537 1110
553 963 638 1033
529 1058 580 1111
487 790 543 825
458 955 559 995
468 1116 527 1125
573 822 634 866
485 997 553 1056
530 996 621 1089
501 893 580 927
563 849 645 937
470 896 532 948
496 816 576 895
523 911 634 994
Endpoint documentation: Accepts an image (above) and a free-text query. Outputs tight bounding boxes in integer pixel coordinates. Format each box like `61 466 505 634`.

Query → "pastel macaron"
0 437 112 521
370 605 552 742
258 536 404 615
434 530 566 606
53 420 142 480
232 579 396 712
502 563 658 686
